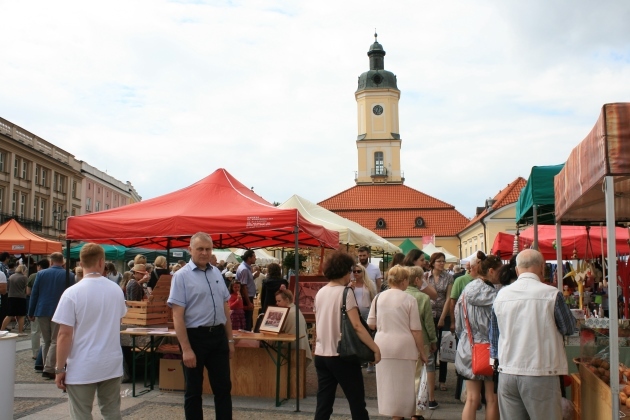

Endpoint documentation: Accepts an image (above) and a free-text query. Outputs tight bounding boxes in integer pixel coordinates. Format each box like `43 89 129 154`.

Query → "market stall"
555 103 630 419
66 168 339 408
0 219 61 254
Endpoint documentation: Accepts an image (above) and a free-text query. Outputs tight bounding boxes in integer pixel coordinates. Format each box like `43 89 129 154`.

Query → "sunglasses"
352 270 363 273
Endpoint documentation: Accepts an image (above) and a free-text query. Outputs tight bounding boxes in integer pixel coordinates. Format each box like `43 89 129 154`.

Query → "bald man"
489 249 575 420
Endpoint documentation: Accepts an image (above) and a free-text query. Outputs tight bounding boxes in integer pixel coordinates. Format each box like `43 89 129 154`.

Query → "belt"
189 324 225 333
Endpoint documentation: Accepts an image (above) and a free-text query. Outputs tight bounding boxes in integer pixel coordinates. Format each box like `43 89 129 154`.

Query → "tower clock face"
373 105 383 115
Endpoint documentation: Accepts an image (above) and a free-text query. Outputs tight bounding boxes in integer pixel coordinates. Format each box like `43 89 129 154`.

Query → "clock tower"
355 34 404 185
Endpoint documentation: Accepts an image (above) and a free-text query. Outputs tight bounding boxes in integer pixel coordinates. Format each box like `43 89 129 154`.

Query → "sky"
1 0 629 219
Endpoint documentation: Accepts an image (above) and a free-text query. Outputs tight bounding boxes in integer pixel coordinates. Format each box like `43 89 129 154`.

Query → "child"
229 282 246 330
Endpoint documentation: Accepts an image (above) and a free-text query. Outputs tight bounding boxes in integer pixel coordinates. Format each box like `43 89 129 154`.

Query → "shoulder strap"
462 294 475 347
374 292 380 318
341 286 350 314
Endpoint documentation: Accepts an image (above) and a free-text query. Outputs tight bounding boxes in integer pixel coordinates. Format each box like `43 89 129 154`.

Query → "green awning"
515 164 565 226
67 243 127 261
399 238 419 255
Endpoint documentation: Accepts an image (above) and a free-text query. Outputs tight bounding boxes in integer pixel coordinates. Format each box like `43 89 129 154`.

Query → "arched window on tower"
374 152 384 175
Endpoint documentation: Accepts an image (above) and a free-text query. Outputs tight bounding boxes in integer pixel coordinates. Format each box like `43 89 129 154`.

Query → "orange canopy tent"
0 219 62 254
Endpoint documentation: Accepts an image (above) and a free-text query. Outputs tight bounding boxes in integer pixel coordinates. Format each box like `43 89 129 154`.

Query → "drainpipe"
480 216 488 254
456 232 462 260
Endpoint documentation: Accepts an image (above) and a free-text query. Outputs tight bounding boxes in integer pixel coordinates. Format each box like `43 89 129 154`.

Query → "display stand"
0 333 18 420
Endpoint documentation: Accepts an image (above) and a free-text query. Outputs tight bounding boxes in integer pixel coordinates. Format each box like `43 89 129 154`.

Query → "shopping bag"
439 331 456 363
417 365 429 410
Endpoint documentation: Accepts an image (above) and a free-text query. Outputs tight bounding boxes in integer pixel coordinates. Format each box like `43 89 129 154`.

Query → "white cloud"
1 0 629 219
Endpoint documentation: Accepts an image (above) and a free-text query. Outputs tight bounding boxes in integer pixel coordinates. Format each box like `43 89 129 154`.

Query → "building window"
375 218 386 229
72 182 77 198
33 197 39 219
88 183 91 190
97 187 100 193
86 197 91 211
41 169 47 187
35 166 39 184
374 152 384 175
20 193 26 218
21 160 28 179
105 204 109 210
0 188 3 212
14 157 18 178
39 199 46 222
12 191 16 214
71 208 76 216
96 201 100 212
0 151 5 173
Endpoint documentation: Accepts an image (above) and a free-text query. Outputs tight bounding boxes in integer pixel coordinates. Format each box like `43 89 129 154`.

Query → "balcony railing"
0 213 43 232
371 167 388 178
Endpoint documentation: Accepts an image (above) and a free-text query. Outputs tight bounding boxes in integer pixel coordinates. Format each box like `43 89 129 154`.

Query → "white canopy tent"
421 243 458 263
231 248 279 265
460 251 478 264
279 195 401 253
212 250 239 264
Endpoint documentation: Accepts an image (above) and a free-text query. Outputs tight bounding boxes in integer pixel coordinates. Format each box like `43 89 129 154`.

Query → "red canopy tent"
0 219 62 254
518 224 629 261
491 232 515 258
66 168 339 250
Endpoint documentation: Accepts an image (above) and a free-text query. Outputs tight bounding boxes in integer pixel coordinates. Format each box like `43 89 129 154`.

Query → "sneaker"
428 400 439 410
366 365 376 373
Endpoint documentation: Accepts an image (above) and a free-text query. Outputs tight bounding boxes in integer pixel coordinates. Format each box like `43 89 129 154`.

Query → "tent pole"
555 223 563 292
532 205 538 250
605 176 620 417
65 239 71 288
293 227 300 412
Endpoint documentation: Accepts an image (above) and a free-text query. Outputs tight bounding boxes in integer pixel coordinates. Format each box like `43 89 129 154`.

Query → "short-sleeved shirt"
314 285 357 357
7 273 27 299
126 279 144 301
53 276 127 384
167 260 229 328
451 273 474 301
362 262 382 282
425 270 454 318
236 261 256 297
0 271 6 291
27 273 37 289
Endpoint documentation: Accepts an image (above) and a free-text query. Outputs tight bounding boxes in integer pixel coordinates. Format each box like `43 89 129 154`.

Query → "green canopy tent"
515 164 564 226
124 247 190 263
515 164 565 250
66 243 127 260
399 238 419 255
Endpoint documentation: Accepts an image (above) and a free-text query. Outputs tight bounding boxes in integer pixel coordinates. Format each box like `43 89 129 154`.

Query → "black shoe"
42 372 55 380
428 400 439 410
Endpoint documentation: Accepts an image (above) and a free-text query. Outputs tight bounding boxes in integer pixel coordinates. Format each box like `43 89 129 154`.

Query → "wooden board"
202 347 306 398
571 373 581 420
579 364 630 420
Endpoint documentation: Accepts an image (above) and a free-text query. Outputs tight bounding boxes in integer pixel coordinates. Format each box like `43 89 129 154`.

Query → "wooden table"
120 328 177 397
120 329 302 406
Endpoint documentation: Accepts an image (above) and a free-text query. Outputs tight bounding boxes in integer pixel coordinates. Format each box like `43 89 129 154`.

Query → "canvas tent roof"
67 243 127 261
278 195 400 253
491 232 516 258
556 103 630 222
399 238 419 255
515 164 564 225
212 250 239 264
66 169 339 250
0 219 62 254
421 243 458 263
232 248 279 265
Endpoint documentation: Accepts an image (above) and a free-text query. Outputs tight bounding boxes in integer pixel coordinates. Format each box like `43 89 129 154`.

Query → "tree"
282 251 307 273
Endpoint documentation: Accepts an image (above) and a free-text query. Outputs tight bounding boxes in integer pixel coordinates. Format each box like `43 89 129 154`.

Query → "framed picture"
259 306 290 334
289 275 328 323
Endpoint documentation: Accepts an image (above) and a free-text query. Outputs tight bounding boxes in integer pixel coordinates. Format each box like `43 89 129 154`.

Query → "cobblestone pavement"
12 333 475 419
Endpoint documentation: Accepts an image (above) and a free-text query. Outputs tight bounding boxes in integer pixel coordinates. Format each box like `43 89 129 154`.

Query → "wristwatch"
228 339 235 343
54 366 67 374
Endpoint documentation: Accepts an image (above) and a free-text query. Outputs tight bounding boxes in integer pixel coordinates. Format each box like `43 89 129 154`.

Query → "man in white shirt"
53 243 127 419
357 246 383 291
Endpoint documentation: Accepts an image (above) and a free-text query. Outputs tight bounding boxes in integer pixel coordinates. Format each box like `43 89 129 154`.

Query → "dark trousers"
183 326 232 420
314 356 369 420
244 297 255 331
0 294 7 325
434 316 450 383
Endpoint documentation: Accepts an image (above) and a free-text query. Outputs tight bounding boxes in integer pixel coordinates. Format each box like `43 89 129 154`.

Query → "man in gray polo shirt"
168 232 234 420
236 250 257 331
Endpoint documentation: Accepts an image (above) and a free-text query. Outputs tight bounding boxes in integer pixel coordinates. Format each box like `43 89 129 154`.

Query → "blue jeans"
183 326 232 420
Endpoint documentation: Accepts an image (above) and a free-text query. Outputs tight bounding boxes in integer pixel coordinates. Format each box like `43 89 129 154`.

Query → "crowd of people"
1 240 577 420
314 247 576 420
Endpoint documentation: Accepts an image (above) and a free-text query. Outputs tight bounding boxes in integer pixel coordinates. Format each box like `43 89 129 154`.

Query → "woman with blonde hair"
368 265 428 420
119 271 133 294
350 264 377 320
148 255 170 290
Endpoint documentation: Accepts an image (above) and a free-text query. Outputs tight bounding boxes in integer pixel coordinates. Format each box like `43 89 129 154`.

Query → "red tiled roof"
318 184 470 238
462 177 527 230
318 184 455 210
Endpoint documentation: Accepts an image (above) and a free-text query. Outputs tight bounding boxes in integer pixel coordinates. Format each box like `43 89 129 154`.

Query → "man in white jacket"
489 249 575 419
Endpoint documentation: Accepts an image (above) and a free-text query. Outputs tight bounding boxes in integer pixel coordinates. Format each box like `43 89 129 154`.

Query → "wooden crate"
149 274 173 323
571 373 581 420
122 301 169 326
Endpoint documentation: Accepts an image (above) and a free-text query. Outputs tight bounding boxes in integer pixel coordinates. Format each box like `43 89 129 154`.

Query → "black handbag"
336 287 375 364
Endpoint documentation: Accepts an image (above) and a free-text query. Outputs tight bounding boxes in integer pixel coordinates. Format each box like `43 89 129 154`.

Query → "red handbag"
462 294 494 377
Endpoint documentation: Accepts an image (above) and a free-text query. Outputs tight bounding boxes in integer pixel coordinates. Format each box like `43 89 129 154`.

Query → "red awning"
0 219 62 254
66 168 339 250
518 225 629 260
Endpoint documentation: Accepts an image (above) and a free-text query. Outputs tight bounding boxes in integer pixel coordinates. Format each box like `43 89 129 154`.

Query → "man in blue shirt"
28 252 75 379
168 232 234 420
236 250 257 331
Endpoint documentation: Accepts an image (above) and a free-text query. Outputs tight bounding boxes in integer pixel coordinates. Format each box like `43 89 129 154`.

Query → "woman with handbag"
367 265 428 420
313 251 381 420
454 251 502 420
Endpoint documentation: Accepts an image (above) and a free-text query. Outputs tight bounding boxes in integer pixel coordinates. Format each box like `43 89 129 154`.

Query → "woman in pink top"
313 251 381 420
228 282 246 330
